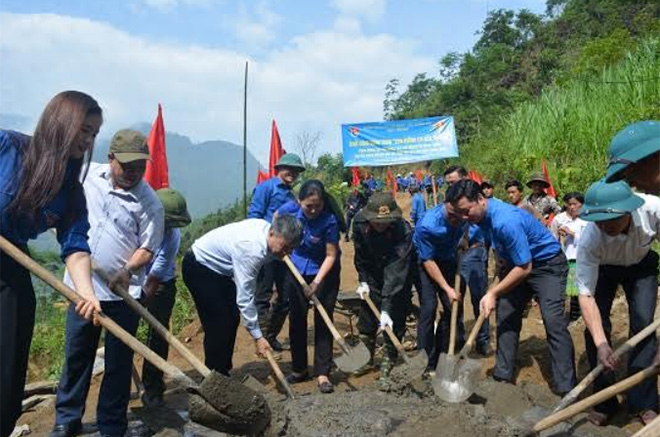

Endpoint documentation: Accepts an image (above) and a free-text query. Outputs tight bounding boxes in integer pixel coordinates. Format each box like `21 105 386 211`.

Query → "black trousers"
0 249 35 437
495 252 576 393
254 255 288 335
585 250 659 415
182 251 239 376
142 278 177 397
284 263 340 377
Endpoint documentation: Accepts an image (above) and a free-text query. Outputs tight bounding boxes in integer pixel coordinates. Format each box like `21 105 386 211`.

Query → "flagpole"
243 61 248 218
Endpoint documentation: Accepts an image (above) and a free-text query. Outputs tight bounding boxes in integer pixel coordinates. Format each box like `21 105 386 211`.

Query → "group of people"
1 91 194 437
1 88 659 436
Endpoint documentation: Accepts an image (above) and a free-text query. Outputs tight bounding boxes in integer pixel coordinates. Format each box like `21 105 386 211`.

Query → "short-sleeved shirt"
576 194 660 296
247 176 295 222
522 193 561 219
64 163 164 301
0 130 90 259
147 227 181 282
479 198 561 266
277 200 340 275
413 204 465 262
550 212 588 261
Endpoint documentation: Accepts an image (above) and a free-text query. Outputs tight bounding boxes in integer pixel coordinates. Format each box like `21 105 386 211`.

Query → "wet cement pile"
265 378 627 437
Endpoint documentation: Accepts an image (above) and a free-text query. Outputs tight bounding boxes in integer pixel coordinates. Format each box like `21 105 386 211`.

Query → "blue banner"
341 116 458 167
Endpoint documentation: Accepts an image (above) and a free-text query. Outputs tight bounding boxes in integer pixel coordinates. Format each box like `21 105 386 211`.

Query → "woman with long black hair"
276 179 341 394
0 91 103 437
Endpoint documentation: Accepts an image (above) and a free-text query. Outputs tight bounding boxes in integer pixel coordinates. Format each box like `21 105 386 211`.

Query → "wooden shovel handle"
448 272 461 356
363 294 409 363
632 413 660 437
265 350 295 399
92 263 211 378
458 312 487 358
534 363 660 432
554 316 660 412
0 235 195 389
282 256 349 352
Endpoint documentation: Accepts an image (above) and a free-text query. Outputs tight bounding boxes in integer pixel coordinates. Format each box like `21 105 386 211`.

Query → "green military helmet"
362 192 402 223
579 179 644 222
605 121 660 182
156 188 192 228
273 153 306 172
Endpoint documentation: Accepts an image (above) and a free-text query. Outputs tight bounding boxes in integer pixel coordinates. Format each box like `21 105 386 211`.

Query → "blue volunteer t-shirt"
277 200 340 275
247 176 295 223
413 204 464 262
480 198 560 266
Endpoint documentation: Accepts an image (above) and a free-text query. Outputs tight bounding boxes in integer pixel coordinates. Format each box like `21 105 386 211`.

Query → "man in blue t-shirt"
446 179 576 395
248 153 305 352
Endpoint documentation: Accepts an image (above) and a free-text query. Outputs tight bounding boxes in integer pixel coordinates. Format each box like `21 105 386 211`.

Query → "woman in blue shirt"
277 180 340 394
0 91 103 437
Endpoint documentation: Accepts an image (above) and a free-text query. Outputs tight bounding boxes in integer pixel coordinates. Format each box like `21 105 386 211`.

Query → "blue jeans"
585 250 659 415
55 301 140 436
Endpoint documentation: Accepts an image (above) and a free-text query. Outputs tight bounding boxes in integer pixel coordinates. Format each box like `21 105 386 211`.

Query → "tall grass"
462 38 660 194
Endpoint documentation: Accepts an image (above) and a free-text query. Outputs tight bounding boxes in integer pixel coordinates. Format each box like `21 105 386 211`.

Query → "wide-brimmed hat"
605 120 660 182
274 153 306 172
579 179 644 222
156 188 192 228
362 192 402 223
109 129 150 163
526 171 550 188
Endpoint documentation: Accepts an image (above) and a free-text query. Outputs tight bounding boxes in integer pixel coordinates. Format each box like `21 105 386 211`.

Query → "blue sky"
0 0 546 164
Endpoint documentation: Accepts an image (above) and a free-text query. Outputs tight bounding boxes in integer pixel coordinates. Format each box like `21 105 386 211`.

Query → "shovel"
0 236 271 436
362 293 428 380
533 362 660 432
283 255 371 373
433 267 462 399
433 312 487 403
92 264 295 400
553 316 660 413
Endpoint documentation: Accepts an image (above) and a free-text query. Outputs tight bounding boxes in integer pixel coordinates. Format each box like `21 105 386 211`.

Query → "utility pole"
243 61 248 218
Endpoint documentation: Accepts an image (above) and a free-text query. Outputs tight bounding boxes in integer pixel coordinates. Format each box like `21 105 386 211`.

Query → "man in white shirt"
52 130 164 437
576 179 660 427
181 215 302 376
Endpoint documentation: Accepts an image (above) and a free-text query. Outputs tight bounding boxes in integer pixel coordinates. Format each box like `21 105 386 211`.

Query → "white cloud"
0 12 433 165
141 0 219 12
331 0 386 22
234 1 282 49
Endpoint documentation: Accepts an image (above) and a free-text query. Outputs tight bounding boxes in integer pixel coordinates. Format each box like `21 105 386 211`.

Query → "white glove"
379 311 393 330
356 282 369 300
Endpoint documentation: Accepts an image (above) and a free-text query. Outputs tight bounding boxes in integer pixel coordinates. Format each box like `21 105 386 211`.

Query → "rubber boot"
352 334 376 376
377 341 397 390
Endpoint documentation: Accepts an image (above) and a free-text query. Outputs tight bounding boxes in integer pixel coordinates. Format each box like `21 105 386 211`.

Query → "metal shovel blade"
432 354 481 403
334 341 372 373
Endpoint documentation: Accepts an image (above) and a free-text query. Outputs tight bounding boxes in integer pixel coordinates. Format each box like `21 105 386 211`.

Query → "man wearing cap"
141 188 191 407
352 193 413 385
576 180 660 426
248 153 305 352
52 130 164 437
523 171 560 225
481 180 495 199
605 120 660 196
413 199 467 373
446 179 576 395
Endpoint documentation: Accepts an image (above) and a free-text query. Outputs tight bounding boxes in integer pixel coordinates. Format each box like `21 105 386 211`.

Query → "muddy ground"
17 193 657 436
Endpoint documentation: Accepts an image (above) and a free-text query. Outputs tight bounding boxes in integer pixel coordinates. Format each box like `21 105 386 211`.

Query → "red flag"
144 103 169 190
257 170 269 184
267 119 284 178
386 168 392 189
542 159 557 198
351 167 360 187
468 170 483 185
415 169 423 183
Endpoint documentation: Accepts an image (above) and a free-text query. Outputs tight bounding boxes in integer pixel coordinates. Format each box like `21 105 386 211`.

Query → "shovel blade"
432 355 481 403
334 341 371 373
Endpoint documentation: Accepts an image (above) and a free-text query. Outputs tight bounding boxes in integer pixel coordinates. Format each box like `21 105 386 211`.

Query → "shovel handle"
0 235 196 390
553 316 660 413
92 264 211 378
264 350 296 399
282 256 350 354
534 363 660 432
458 312 487 357
632 413 660 437
363 294 409 363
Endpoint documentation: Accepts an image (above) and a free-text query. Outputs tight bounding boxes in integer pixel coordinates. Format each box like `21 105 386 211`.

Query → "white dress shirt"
64 163 164 301
551 212 589 260
576 194 660 296
191 218 270 339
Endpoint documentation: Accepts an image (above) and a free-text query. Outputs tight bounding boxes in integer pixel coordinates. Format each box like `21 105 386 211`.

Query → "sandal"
285 371 309 384
318 380 334 394
638 409 658 426
587 411 609 427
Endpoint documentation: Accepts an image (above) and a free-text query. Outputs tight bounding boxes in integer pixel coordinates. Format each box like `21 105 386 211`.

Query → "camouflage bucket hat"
526 171 550 188
156 188 192 228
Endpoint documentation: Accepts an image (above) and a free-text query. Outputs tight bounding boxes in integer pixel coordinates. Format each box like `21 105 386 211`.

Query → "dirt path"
18 193 656 436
